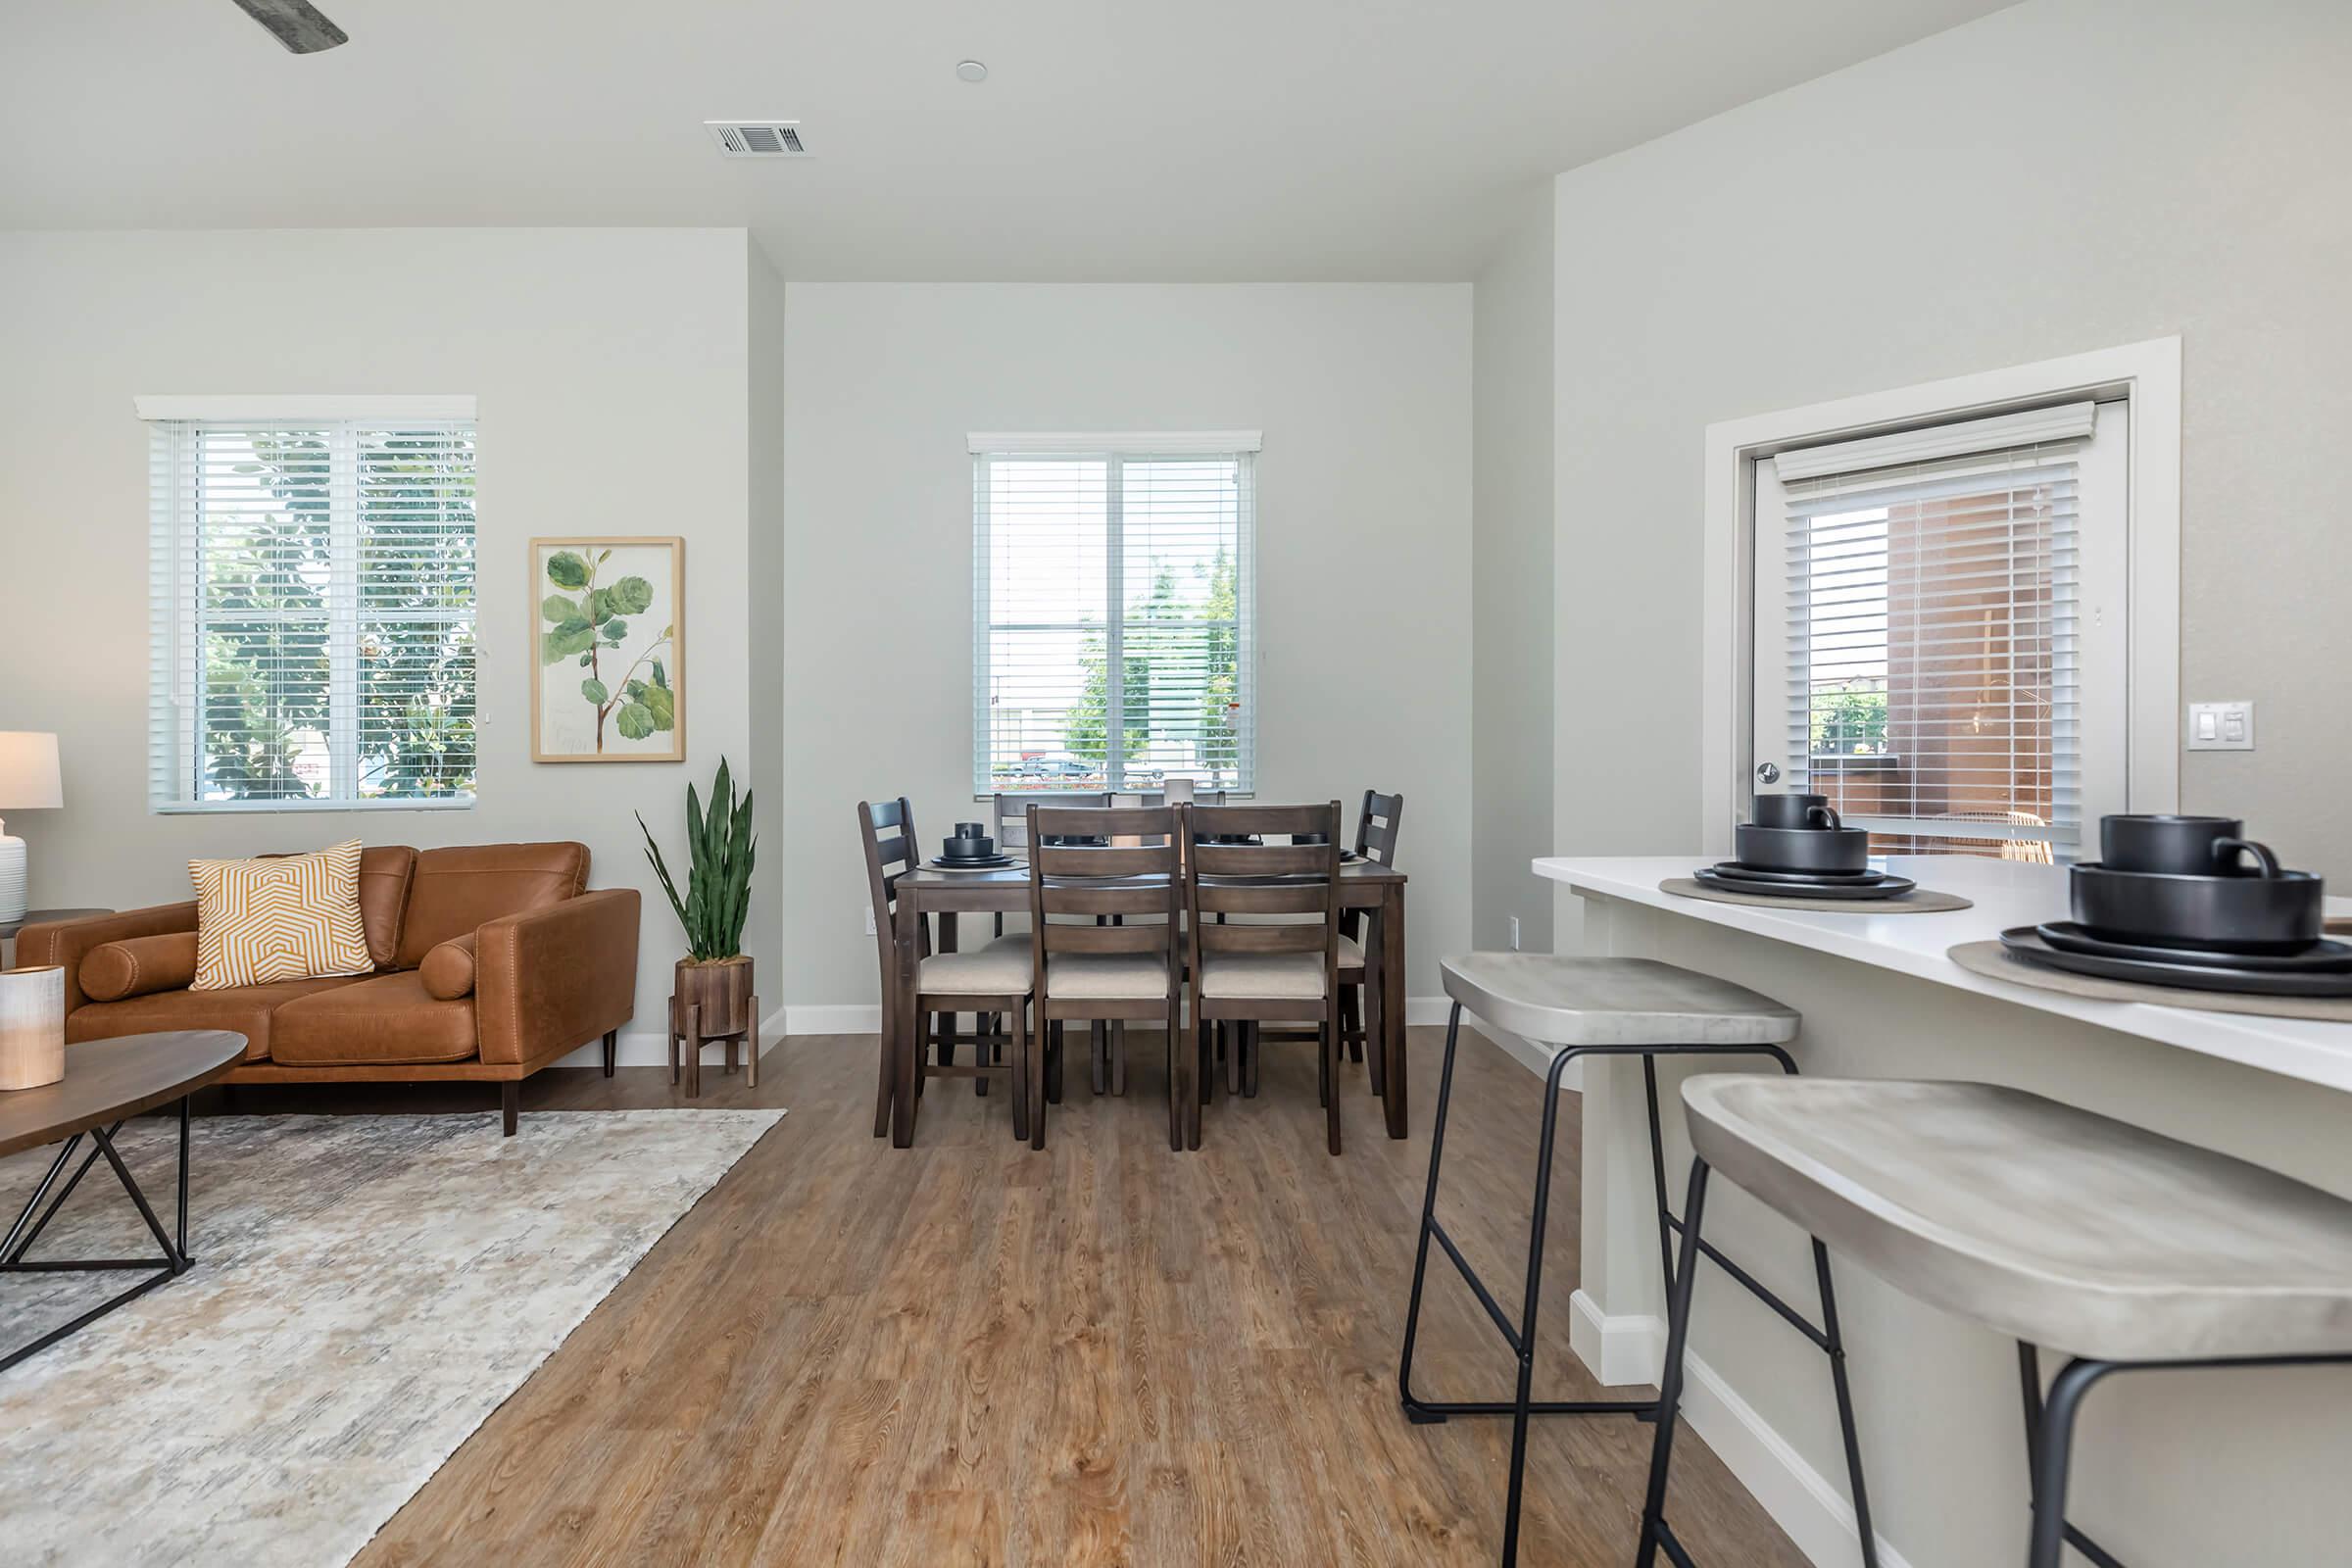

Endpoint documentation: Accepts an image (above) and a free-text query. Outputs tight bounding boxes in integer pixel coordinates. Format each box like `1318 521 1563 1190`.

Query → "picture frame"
530 536 686 763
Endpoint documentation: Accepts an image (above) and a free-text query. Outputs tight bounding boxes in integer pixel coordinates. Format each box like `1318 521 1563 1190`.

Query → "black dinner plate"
2034 921 2352 973
1692 866 1916 900
927 855 1016 870
1709 862 1886 886
1998 927 2352 996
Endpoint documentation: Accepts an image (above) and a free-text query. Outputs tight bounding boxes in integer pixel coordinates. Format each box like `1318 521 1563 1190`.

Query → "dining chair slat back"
1354 790 1405 866
858 796 924 1137
1028 804 1187 1151
1182 801 1346 1154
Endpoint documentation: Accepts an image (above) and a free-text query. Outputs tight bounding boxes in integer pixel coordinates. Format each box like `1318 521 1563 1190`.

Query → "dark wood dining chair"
1339 790 1403 1084
858 798 1032 1141
1026 804 1188 1152
1182 802 1345 1154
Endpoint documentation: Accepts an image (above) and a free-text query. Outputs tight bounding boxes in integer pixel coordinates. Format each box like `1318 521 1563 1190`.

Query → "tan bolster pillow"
80 932 201 1003
419 933 477 1001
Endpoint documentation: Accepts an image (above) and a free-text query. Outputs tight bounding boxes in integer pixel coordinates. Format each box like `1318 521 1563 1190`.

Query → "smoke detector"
706 122 809 158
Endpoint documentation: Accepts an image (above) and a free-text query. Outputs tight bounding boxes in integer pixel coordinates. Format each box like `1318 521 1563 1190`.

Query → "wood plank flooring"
290 1026 1806 1566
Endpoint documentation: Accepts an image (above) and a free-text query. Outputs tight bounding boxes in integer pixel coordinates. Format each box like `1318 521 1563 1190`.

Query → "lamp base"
0 831 25 926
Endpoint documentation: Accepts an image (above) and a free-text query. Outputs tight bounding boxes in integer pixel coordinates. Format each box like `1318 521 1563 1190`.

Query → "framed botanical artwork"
531 536 686 762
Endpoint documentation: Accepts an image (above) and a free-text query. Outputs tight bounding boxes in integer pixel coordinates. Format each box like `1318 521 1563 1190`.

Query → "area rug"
0 1108 783 1567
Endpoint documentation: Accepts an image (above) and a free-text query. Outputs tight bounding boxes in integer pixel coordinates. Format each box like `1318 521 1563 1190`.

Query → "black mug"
953 821 987 840
2099 814 2274 877
1752 793 1839 831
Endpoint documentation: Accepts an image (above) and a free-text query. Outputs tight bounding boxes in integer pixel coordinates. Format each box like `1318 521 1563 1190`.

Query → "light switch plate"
1508 915 1521 952
2186 700 2255 751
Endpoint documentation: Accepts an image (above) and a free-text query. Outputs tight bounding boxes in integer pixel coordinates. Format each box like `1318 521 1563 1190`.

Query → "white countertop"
1536 854 2352 1094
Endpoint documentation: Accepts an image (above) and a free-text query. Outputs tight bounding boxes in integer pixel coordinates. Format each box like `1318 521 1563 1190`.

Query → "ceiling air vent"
706 121 809 158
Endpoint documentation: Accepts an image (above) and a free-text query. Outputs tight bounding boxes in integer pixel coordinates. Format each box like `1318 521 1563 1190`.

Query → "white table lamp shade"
0 731 62 924
0 965 67 1090
0 732 63 810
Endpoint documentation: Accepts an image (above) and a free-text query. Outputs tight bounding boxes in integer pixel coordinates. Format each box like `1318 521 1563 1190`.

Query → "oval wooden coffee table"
0 1029 245 1372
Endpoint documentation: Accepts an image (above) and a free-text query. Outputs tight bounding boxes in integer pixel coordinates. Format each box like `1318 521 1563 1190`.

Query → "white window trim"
967 429 1262 456
133 394 477 421
144 407 480 814
969 437 1259 800
1699 338 2180 858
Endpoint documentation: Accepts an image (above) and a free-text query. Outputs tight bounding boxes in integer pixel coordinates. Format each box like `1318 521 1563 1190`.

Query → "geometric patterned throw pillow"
188 839 374 991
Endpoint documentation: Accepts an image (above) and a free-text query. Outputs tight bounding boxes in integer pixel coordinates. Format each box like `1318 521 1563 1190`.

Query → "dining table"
886 858 1411 1147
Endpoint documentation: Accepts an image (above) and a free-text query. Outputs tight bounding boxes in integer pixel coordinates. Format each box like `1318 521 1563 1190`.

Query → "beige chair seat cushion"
270 971 480 1066
66 975 367 1061
1340 934 1366 972
1201 952 1326 1001
1046 952 1173 1002
1441 953 1797 1050
918 934 1032 997
1682 1074 2352 1363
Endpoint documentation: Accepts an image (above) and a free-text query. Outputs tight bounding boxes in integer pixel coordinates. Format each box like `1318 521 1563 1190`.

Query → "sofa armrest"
18 904 202 1013
473 889 641 1066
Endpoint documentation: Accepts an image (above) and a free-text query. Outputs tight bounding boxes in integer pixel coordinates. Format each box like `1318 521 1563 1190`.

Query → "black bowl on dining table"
2071 857 2326 955
939 826 1000 861
1735 821 1872 876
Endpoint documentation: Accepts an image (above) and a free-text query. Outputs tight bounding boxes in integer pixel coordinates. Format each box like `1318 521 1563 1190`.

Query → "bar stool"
1641 1076 2352 1568
1398 954 1878 1568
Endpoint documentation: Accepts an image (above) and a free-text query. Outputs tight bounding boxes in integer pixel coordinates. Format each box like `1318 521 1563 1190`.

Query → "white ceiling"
0 0 2011 280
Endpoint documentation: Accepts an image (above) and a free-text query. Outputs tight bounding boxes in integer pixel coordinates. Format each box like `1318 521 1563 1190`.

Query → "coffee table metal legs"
0 1096 195 1374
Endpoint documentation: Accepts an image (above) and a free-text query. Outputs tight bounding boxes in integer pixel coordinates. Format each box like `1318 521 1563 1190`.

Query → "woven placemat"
1658 877 1974 914
1947 939 2352 1022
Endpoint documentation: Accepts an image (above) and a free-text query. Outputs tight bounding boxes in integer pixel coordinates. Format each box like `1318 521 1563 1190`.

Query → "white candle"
0 964 66 1091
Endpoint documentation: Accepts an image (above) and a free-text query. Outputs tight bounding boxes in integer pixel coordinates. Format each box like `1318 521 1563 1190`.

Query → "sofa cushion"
359 846 417 970
270 971 480 1066
190 839 374 990
419 934 476 1001
80 932 199 1002
395 843 589 969
68 975 368 1060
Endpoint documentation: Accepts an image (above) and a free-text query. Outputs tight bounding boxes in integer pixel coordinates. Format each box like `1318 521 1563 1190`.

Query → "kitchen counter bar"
1535 854 2352 1092
1521 852 2352 1567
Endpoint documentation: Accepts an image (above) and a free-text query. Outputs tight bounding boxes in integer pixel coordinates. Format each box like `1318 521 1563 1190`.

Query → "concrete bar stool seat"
1639 1075 2352 1568
1399 955 1878 1568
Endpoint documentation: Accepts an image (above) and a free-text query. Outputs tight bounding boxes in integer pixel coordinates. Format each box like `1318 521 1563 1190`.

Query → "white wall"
1552 0 2352 923
1546 2 2352 1562
782 283 1473 1011
0 228 762 1059
1472 185 1557 956
745 243 788 1020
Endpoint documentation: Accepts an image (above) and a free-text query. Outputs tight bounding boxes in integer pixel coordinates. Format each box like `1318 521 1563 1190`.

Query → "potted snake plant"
637 758 759 1063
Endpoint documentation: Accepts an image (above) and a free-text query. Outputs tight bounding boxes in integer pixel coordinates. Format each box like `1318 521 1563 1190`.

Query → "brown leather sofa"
18 843 639 1134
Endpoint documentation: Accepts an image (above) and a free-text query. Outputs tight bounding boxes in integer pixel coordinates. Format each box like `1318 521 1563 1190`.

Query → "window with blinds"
972 435 1256 794
148 416 477 810
1752 401 2127 860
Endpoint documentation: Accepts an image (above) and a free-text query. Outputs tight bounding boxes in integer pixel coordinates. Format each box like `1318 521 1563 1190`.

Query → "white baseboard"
782 1003 881 1036
554 1007 796 1069
1568 1288 1660 1386
1565 1294 1909 1568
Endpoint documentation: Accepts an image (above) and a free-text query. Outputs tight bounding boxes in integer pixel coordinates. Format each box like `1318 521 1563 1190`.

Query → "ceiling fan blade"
230 0 349 54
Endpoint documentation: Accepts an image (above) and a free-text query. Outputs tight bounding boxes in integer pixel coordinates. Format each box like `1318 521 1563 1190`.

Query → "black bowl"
1735 823 1870 875
2099 813 2254 876
939 835 998 861
1751 793 1837 830
2071 861 2326 954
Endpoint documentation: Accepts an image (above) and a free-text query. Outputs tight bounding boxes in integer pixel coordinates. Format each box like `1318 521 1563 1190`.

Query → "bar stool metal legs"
1635 1155 1879 1568
1396 1002 1842 1568
2012 1346 2352 1568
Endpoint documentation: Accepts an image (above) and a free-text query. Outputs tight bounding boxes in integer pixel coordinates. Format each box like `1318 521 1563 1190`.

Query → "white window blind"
148 417 477 810
1761 402 2112 858
972 439 1255 794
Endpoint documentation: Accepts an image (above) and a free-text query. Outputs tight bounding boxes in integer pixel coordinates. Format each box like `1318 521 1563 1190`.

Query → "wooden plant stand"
668 956 759 1098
